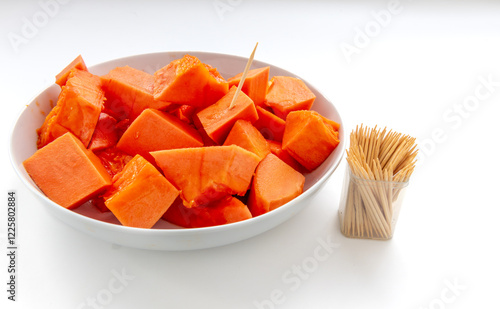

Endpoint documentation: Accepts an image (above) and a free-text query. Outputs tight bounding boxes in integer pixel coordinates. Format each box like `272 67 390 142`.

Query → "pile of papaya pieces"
23 54 340 229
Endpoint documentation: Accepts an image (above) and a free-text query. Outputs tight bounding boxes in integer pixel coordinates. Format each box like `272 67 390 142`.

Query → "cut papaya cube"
104 155 179 228
265 76 316 119
194 85 258 145
163 196 252 228
151 145 261 208
228 66 270 106
282 110 340 171
23 133 111 209
55 55 88 87
223 119 270 161
37 69 104 148
101 65 171 121
248 153 305 217
116 108 203 164
154 55 228 107
253 105 286 142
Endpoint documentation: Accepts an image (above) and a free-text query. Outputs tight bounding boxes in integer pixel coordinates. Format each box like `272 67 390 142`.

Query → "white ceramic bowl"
10 52 345 251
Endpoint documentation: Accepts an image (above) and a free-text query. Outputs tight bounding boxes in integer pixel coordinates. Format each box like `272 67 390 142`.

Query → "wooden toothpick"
229 42 258 109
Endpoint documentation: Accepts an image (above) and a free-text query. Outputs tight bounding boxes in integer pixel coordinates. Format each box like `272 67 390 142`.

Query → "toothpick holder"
338 165 409 240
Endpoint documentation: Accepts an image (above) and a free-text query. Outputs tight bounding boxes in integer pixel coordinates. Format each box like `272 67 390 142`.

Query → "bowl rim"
9 50 345 237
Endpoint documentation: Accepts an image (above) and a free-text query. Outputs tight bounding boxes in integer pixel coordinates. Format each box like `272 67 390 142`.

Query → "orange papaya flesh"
154 55 228 107
88 112 119 151
282 110 340 172
36 104 68 148
23 132 112 209
161 197 190 227
267 139 306 173
94 146 133 178
228 66 270 106
100 88 132 122
89 196 110 213
204 63 230 106
114 118 131 136
37 69 104 149
194 122 219 147
103 155 179 229
163 195 252 228
55 55 88 87
170 104 197 124
89 146 133 212
101 66 171 121
253 105 286 142
151 145 261 208
195 86 258 145
223 119 270 161
265 76 316 120
248 153 305 217
116 108 203 164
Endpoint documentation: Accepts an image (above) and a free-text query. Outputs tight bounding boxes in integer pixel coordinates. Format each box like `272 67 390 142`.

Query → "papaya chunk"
194 86 258 145
23 133 111 209
101 66 171 121
267 139 306 173
104 155 179 228
228 66 270 106
38 69 104 148
55 55 88 87
151 145 260 208
223 119 270 161
282 110 340 171
265 76 316 119
154 55 228 107
253 105 286 142
116 108 203 163
248 153 305 217
163 196 252 228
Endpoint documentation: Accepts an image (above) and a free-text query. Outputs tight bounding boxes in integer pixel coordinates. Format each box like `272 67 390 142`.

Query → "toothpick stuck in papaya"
229 42 258 109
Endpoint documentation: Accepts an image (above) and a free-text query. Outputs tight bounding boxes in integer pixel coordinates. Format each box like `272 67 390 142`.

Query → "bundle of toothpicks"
339 125 418 240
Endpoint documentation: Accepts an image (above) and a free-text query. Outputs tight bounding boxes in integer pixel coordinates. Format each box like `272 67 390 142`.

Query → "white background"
1 0 500 308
